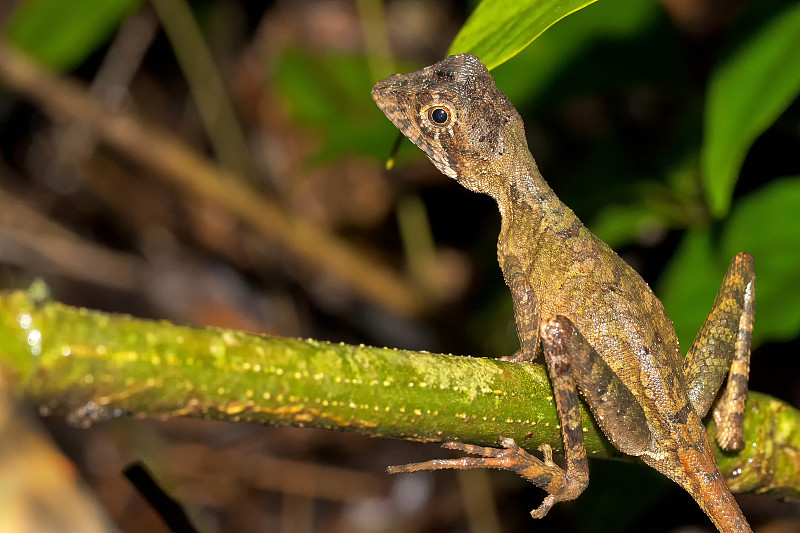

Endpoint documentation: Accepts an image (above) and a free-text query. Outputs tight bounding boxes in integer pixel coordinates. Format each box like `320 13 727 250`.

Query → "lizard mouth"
371 77 406 120
371 79 424 153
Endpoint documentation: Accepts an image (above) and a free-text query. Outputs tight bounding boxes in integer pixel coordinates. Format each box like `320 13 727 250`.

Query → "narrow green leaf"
5 0 143 71
701 3 800 218
448 0 599 70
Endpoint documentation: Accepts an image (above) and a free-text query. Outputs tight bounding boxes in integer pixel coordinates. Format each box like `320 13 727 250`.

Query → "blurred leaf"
589 157 705 249
590 203 666 249
448 0 599 70
5 0 143 71
721 177 800 342
701 3 800 218
274 50 403 162
659 177 800 350
656 229 722 352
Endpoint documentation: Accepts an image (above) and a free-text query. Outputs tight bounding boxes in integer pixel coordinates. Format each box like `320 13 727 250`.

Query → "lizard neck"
483 125 567 238
493 155 554 222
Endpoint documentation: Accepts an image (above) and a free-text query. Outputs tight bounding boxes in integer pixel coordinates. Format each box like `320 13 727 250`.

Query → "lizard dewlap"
373 54 755 533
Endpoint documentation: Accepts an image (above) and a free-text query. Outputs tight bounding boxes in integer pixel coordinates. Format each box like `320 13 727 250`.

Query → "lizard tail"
660 443 752 533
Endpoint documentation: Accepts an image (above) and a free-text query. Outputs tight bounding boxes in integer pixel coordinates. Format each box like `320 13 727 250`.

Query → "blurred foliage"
701 2 800 218
273 50 401 162
660 178 800 346
6 0 142 70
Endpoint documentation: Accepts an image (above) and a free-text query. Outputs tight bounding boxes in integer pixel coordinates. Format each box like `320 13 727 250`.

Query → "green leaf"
5 0 143 71
448 0 599 70
659 177 800 349
656 229 723 352
589 203 666 250
701 3 800 218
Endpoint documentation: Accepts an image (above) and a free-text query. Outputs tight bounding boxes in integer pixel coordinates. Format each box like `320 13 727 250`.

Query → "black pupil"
431 108 448 124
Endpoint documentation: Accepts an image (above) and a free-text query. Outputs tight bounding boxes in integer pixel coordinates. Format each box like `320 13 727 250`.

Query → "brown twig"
151 0 256 182
0 186 144 291
0 43 427 315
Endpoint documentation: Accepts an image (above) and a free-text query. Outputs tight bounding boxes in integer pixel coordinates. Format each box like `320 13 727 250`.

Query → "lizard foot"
500 348 534 363
387 437 572 518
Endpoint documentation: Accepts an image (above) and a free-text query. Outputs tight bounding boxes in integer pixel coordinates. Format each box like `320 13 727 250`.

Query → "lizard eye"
428 107 450 126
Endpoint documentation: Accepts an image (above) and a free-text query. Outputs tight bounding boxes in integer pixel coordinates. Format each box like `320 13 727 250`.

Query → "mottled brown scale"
373 54 754 533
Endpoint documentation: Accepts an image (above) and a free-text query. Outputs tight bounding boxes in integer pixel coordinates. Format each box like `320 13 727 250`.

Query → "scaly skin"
372 54 754 532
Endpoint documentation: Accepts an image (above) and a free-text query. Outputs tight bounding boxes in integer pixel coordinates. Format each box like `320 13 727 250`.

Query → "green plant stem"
0 285 797 499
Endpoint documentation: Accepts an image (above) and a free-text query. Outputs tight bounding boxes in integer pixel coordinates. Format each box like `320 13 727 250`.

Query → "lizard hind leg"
683 252 755 450
387 315 593 519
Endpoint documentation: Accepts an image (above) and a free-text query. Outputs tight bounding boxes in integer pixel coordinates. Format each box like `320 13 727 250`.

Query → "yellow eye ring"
427 106 451 126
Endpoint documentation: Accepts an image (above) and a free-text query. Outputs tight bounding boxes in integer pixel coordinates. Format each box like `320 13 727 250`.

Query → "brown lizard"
372 54 755 532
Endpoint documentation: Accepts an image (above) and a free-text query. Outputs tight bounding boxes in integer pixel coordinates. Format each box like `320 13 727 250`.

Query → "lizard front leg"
500 255 539 362
388 316 598 518
683 252 755 450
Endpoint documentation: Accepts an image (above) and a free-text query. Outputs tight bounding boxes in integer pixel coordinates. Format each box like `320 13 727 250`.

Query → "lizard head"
372 53 524 196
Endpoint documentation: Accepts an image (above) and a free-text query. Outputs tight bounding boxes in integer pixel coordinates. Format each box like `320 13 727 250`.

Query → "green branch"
0 284 797 499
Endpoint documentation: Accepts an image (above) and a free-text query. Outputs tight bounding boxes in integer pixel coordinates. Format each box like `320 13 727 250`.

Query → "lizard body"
372 54 754 532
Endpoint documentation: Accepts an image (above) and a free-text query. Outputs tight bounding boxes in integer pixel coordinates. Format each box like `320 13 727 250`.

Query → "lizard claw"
499 437 520 449
538 443 554 465
531 495 556 519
